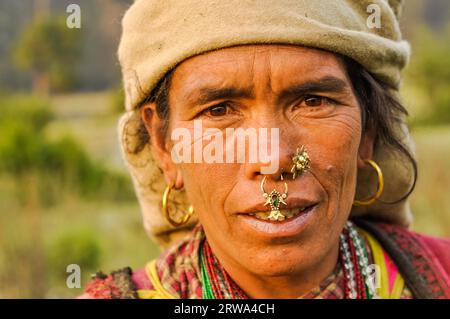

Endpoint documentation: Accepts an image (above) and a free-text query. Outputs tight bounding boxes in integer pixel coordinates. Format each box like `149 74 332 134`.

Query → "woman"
83 0 450 299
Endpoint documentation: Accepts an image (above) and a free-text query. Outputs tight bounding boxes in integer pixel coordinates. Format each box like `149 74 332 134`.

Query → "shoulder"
80 228 203 299
364 220 450 261
358 219 450 269
81 266 154 299
413 232 450 275
80 225 206 299
356 219 450 298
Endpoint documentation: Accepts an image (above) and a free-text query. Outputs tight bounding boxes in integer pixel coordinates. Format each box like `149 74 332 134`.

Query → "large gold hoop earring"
162 182 194 227
353 159 384 206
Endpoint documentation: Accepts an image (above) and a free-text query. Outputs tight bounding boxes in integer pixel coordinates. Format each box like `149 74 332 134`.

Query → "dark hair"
133 70 174 151
342 57 417 203
137 57 417 204
151 70 174 123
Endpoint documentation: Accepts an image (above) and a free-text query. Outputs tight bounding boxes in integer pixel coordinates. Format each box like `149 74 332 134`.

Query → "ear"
357 126 376 169
140 103 184 189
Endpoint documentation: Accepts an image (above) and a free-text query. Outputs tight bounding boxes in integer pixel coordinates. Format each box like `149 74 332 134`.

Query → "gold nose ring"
261 173 288 220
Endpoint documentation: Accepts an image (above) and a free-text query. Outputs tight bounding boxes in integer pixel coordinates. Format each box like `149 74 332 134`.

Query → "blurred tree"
406 26 450 125
0 94 134 205
110 87 125 114
12 16 82 95
48 229 101 284
0 94 134 297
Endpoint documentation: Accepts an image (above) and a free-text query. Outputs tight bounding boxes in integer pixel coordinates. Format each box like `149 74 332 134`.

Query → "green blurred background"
0 0 449 298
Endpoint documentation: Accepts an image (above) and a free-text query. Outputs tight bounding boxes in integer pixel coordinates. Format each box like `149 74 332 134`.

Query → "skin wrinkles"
141 44 375 298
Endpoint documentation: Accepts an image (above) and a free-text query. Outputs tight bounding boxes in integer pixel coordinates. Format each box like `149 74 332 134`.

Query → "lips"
237 203 318 238
248 206 311 221
238 198 318 220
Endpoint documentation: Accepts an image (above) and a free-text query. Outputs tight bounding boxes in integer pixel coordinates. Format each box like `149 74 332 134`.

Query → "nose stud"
291 145 311 179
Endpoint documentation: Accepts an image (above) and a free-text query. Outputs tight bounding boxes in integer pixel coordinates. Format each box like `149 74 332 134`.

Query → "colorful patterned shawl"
83 220 450 299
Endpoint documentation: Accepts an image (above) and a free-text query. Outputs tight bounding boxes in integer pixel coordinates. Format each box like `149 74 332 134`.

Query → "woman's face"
144 45 373 281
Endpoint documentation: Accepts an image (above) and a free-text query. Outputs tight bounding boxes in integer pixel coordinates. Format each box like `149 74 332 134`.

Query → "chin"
240 238 329 277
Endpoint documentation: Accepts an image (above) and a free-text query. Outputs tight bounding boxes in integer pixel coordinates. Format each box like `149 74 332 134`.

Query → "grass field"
1 92 160 298
409 125 450 236
1 91 449 298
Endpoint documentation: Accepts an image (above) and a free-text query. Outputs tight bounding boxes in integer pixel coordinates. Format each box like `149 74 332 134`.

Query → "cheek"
168 120 241 231
180 162 238 226
304 112 361 207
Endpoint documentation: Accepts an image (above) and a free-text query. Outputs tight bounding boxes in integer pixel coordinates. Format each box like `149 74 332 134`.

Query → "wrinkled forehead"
170 44 350 98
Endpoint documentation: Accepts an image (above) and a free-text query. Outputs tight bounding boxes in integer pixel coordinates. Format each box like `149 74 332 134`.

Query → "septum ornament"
260 174 288 221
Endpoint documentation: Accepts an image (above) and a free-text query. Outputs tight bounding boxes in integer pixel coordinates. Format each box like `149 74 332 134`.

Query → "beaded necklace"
200 220 376 299
201 239 248 299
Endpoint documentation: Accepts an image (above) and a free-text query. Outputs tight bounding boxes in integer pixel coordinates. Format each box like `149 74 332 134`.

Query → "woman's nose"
243 137 295 181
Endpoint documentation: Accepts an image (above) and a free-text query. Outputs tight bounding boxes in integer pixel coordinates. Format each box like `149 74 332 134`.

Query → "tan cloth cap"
118 0 415 247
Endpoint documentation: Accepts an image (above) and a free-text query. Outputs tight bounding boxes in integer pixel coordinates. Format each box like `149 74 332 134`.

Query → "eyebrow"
276 76 350 104
188 76 350 105
191 86 255 105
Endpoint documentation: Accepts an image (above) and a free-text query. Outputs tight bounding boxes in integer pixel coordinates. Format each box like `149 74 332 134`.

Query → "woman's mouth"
247 207 310 222
237 204 318 239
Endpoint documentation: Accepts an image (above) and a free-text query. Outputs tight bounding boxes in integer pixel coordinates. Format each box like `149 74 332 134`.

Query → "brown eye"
207 103 228 117
304 96 324 107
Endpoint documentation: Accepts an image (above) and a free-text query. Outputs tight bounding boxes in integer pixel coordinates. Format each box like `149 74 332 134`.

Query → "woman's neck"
207 240 340 299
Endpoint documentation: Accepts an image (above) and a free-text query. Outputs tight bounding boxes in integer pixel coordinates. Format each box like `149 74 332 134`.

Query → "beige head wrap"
118 0 415 248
